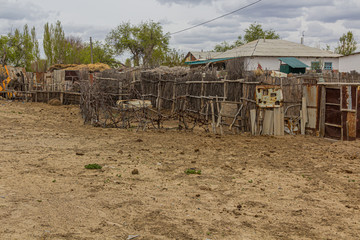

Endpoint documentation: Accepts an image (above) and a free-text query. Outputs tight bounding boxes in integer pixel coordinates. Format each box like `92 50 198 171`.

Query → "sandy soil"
0 100 359 240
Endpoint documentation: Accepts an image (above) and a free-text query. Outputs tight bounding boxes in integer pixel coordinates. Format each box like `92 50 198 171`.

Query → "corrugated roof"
185 57 234 65
188 51 222 60
279 57 309 68
215 39 342 58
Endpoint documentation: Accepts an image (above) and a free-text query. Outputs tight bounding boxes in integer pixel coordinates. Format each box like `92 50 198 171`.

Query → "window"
324 62 332 70
311 61 321 70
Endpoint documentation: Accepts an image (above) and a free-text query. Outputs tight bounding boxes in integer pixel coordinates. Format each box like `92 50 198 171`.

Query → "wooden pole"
210 100 216 134
200 75 204 108
156 74 162 111
90 37 94 64
171 81 176 114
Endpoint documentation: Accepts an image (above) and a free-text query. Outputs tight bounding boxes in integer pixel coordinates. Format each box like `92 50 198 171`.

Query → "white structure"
339 52 360 73
213 39 342 71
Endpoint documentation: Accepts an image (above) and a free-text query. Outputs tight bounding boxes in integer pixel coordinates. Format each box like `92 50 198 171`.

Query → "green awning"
185 57 234 65
278 57 308 68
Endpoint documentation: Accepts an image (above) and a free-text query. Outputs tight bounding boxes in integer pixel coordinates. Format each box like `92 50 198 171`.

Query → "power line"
170 0 262 35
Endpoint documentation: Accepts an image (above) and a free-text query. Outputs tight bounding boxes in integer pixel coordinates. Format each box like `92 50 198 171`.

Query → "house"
184 51 220 62
186 39 342 72
339 52 360 73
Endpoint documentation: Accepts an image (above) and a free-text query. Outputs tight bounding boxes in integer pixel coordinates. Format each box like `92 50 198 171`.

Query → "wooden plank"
250 109 257 135
274 107 284 136
262 109 274 135
301 97 307 135
210 101 216 134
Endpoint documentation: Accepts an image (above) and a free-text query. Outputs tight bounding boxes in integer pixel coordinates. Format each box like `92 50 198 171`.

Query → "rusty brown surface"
347 112 356 139
326 88 340 104
324 87 342 140
324 125 341 140
255 85 283 108
341 86 355 110
357 87 360 138
325 105 341 125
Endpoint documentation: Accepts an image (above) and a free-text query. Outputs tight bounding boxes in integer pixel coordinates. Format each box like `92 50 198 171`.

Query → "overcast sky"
1 0 359 56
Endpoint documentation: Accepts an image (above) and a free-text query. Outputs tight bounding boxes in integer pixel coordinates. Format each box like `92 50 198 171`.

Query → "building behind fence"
2 64 360 141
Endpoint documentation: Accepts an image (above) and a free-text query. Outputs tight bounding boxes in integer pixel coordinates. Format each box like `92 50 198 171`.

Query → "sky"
1 0 360 58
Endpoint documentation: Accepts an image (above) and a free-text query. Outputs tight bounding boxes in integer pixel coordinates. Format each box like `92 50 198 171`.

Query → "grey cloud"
0 0 49 21
343 20 360 30
156 0 214 6
305 22 339 42
219 0 335 20
63 24 111 42
307 6 360 23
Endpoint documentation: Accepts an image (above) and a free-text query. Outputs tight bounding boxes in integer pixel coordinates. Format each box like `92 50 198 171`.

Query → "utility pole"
90 37 93 64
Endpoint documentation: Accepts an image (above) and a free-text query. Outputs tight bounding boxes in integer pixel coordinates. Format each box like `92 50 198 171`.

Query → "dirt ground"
0 100 359 240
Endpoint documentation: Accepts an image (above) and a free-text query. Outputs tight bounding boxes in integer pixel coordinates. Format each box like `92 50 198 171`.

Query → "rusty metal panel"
357 87 360 139
352 86 357 110
325 125 341 140
342 111 356 141
325 105 341 125
308 108 317 129
341 86 356 110
255 85 283 108
326 88 340 104
304 85 318 130
347 112 356 140
304 85 318 107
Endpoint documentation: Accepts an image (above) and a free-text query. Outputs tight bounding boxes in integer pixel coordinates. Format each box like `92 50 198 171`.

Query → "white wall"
298 57 339 71
244 57 339 71
339 54 360 73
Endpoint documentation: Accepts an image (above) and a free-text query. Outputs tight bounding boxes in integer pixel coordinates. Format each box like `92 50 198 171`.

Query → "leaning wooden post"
223 77 228 101
210 99 216 134
156 74 162 111
200 75 204 108
171 80 176 114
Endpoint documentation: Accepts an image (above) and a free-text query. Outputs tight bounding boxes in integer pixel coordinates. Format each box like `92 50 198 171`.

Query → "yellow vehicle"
0 65 15 98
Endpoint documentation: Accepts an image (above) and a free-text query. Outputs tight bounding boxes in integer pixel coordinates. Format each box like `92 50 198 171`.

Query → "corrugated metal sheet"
279 57 309 68
214 39 342 59
185 57 234 65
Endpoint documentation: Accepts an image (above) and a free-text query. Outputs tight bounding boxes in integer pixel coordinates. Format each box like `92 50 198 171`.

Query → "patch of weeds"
185 169 201 175
116 174 121 178
206 232 212 236
37 200 42 202
248 180 253 183
348 179 355 183
104 178 110 183
84 163 102 169
52 180 56 183
18 112 22 114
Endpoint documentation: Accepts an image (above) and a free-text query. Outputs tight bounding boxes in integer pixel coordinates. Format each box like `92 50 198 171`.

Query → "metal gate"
324 86 359 140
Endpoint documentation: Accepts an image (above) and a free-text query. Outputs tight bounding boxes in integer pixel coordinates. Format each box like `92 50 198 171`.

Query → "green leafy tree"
43 20 66 65
106 21 170 67
335 31 357 56
213 23 279 52
0 35 9 65
214 41 235 52
77 40 116 66
124 58 132 67
43 22 53 65
243 23 280 43
150 48 185 67
5 24 39 71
